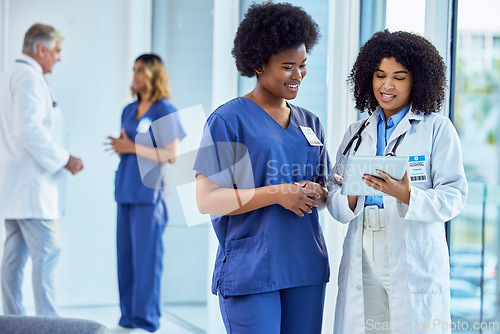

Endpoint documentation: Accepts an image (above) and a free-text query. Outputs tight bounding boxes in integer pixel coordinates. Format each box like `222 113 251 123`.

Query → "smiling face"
372 57 414 117
257 44 307 101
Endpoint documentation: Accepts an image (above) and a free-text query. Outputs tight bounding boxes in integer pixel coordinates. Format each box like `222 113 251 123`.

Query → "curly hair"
232 2 320 78
348 30 446 115
132 53 171 102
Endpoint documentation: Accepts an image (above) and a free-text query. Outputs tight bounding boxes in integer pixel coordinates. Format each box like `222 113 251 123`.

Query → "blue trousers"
1 219 61 316
219 283 326 334
116 201 167 332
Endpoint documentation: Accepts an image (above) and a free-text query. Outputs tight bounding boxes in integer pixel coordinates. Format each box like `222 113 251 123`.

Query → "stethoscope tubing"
332 118 407 185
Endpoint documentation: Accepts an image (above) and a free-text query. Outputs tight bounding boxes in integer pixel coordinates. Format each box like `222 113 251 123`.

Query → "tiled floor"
164 304 206 333
58 304 206 334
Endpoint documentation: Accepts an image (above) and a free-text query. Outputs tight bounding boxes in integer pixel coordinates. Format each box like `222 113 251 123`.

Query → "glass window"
450 0 500 329
385 0 425 35
360 0 425 42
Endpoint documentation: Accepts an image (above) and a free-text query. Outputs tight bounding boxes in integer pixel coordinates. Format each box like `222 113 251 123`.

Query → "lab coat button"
356 250 362 257
356 285 362 291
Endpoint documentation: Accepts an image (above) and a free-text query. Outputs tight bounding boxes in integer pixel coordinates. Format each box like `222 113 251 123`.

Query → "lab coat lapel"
357 111 379 155
386 105 423 154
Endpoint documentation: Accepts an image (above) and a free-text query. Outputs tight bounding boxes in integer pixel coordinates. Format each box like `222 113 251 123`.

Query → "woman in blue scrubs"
107 54 185 334
194 3 330 333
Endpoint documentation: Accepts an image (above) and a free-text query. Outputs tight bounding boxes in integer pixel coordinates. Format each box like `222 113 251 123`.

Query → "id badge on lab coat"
408 155 427 182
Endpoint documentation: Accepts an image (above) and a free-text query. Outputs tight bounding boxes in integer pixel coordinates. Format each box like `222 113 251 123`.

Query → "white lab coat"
0 54 69 220
327 107 467 334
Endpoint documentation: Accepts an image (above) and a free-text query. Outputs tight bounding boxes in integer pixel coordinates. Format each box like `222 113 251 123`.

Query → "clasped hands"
276 181 326 217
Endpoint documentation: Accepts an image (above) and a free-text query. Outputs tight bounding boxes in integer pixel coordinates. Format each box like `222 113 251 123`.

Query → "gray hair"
22 23 64 55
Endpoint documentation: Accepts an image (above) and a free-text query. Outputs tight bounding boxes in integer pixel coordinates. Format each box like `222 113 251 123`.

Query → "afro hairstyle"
232 2 320 78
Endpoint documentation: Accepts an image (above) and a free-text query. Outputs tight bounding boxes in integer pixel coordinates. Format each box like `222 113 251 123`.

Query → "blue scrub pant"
116 201 167 332
1 219 61 316
219 283 326 334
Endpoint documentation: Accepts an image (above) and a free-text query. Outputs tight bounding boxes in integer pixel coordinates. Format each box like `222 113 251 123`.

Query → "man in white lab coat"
0 23 83 316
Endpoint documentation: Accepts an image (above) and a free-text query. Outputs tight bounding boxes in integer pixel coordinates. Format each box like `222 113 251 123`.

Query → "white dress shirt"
0 54 69 219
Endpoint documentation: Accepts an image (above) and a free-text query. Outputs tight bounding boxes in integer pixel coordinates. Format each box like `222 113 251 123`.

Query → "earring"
256 70 262 75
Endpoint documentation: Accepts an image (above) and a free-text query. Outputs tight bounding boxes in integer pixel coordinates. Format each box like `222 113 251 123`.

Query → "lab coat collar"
16 53 43 75
363 109 382 141
388 104 423 144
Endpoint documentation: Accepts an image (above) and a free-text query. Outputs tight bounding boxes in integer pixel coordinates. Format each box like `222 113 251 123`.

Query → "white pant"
362 209 391 334
1 219 61 316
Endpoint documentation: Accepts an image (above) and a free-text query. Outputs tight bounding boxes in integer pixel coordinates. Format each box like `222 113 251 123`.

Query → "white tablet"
340 155 408 196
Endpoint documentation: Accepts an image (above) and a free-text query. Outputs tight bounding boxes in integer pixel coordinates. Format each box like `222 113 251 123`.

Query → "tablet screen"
340 155 408 196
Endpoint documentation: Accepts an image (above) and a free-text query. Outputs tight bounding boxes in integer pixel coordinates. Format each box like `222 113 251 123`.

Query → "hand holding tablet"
340 156 408 196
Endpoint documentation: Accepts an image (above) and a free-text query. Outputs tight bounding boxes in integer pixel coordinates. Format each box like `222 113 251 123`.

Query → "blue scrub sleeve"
193 113 243 188
133 105 186 191
148 111 186 147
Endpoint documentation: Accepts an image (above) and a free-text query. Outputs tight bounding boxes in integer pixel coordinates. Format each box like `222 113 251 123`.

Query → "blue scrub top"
115 97 186 204
193 97 331 297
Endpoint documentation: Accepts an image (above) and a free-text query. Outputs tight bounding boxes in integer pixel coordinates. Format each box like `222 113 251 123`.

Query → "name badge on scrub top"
299 126 323 146
136 117 152 133
408 155 427 182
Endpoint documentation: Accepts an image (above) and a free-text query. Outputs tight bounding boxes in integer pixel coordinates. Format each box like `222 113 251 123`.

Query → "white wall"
0 0 152 309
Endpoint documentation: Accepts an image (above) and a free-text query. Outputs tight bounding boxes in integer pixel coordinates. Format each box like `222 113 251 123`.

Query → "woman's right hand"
275 183 320 217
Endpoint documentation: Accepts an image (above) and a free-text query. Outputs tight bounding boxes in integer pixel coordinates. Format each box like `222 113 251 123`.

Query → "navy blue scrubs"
194 97 330 333
114 98 185 332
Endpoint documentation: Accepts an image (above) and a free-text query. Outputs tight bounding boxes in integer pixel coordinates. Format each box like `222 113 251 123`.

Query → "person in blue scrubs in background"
194 3 330 333
106 54 186 334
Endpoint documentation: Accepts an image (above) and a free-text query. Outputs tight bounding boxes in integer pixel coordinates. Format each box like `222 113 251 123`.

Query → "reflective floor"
58 303 207 334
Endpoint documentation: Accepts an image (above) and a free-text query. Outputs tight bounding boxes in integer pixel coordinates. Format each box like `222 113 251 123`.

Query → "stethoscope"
15 59 58 108
331 117 407 186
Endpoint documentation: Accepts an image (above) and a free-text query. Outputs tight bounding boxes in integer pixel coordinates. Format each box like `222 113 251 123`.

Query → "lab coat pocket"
405 239 449 294
337 236 353 291
224 234 271 295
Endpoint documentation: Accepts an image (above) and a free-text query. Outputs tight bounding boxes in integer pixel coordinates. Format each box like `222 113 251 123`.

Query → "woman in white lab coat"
327 30 467 334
